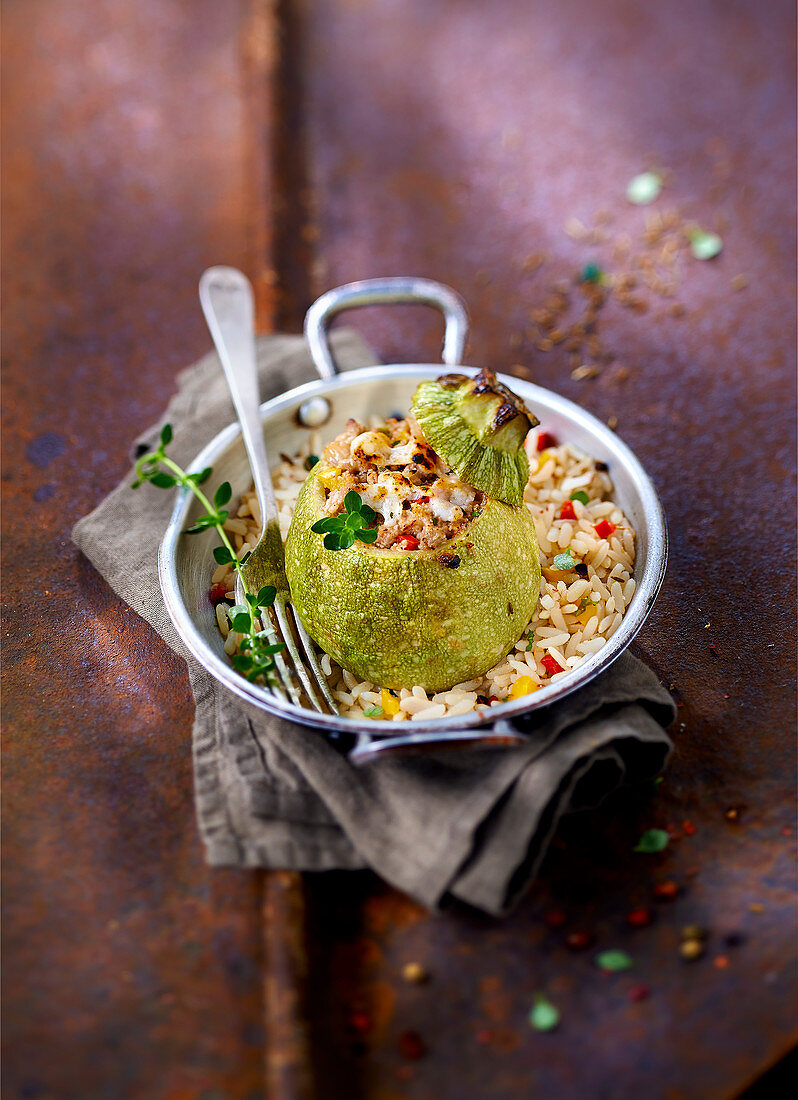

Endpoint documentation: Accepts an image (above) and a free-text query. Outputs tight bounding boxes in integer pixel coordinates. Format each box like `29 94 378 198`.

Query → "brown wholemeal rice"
210 426 636 722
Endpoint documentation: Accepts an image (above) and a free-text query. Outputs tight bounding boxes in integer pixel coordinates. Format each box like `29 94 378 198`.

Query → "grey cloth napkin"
73 330 675 916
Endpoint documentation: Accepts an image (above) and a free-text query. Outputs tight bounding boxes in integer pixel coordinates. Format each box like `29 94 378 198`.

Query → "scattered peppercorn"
653 880 680 901
595 460 609 471
566 931 593 950
680 939 705 961
725 806 743 823
626 908 653 928
402 962 428 984
398 1031 427 1060
629 983 650 1002
681 924 707 942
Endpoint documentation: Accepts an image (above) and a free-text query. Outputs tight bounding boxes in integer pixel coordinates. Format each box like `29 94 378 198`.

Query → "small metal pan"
159 278 667 762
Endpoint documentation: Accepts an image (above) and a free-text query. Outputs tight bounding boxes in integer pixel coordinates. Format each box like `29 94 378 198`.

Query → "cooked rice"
212 426 636 721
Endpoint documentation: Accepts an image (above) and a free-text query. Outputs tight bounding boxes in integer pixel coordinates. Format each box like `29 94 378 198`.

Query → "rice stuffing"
212 424 636 721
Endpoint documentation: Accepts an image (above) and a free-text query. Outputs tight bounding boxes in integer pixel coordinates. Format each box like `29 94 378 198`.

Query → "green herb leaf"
359 504 377 525
149 472 177 489
214 482 232 508
689 229 723 260
131 479 141 489
259 643 285 656
304 454 319 471
525 639 535 651
338 528 356 550
596 949 633 972
213 545 235 565
256 585 276 608
232 653 254 671
634 828 670 853
363 705 384 718
344 490 362 513
581 262 604 285
229 604 248 618
570 490 590 504
231 613 252 633
185 514 219 534
626 171 662 205
160 424 173 447
186 466 213 486
357 528 378 544
529 994 560 1032
323 532 341 551
552 551 576 571
311 515 346 534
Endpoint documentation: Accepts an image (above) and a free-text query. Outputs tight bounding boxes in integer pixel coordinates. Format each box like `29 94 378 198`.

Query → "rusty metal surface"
2 0 796 1098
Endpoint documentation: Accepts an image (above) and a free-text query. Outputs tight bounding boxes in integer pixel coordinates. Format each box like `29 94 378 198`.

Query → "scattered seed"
681 924 708 941
529 994 560 1032
725 806 743 822
748 903 765 913
627 171 663 205
543 909 568 929
629 983 650 1002
689 229 723 260
398 1031 426 1060
565 931 593 951
402 962 428 984
682 820 696 835
596 949 634 972
714 955 730 969
653 880 680 901
626 908 653 928
607 415 618 430
680 939 705 961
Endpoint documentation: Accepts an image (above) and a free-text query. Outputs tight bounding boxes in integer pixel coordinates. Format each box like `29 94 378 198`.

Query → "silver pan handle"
304 277 469 380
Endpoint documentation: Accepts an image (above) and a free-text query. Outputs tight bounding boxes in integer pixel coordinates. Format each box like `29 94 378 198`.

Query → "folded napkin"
73 330 675 916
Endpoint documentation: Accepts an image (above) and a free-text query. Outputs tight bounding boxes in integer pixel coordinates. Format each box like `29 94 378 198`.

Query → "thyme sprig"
132 424 284 684
311 490 378 550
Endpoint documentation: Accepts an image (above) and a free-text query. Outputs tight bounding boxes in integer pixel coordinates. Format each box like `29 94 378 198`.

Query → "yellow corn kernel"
508 675 540 700
381 689 400 716
578 603 598 626
316 466 340 489
535 451 553 472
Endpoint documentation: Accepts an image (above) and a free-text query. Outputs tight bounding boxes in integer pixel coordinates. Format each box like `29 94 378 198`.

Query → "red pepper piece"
565 931 593 950
396 534 420 550
209 583 228 604
593 519 617 539
629 983 650 1002
559 500 577 521
350 1011 372 1035
682 820 696 836
536 431 558 451
542 653 564 677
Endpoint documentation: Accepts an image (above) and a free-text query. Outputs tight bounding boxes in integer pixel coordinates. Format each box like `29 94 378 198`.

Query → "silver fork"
198 266 339 714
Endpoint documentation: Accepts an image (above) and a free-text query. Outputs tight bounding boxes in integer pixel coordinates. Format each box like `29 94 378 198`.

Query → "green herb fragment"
552 551 576 571
596 949 633 972
570 490 590 505
626 171 662 205
131 431 284 686
313 489 378 550
689 229 723 260
525 639 535 651
363 705 384 718
529 994 560 1032
581 262 604 284
634 828 670 853
304 455 320 471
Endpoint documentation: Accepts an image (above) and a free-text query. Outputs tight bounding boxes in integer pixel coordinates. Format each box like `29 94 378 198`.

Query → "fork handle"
199 267 280 533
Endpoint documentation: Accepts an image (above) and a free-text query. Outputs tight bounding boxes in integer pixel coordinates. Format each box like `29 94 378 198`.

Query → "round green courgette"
284 468 541 692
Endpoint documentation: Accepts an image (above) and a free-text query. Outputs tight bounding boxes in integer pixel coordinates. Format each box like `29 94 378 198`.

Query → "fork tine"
274 596 329 713
289 604 340 714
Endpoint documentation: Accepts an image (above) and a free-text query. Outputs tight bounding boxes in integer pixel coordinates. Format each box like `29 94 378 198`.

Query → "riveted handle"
304 277 469 380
